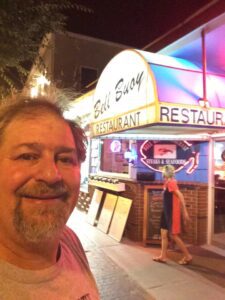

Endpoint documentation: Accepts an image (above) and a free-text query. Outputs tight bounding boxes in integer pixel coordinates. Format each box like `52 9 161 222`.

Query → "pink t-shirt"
0 226 99 299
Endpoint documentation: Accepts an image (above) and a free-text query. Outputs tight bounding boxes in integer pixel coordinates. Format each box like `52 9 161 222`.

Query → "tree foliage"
0 0 90 99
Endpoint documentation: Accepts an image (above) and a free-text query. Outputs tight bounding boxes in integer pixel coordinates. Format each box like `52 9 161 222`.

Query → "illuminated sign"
160 104 225 127
94 111 142 135
124 148 137 164
110 140 121 153
140 140 199 174
91 50 158 136
91 49 225 138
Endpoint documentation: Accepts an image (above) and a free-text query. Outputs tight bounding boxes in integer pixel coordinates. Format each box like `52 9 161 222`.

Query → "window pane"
100 139 129 174
81 67 97 89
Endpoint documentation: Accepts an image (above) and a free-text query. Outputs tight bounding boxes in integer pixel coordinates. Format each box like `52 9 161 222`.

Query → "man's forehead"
2 113 76 146
9 111 68 129
14 109 64 121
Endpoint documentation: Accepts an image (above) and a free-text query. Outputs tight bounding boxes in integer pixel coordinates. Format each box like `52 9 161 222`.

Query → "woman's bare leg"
160 229 169 260
171 234 192 260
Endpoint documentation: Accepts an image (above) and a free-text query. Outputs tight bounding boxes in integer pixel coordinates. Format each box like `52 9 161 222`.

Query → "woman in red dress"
153 165 192 265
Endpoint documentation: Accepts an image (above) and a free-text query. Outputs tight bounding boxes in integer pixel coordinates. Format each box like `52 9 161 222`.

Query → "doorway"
213 140 225 249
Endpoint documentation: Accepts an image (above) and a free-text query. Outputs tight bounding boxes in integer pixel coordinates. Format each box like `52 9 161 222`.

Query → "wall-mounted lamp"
30 74 50 98
198 98 209 108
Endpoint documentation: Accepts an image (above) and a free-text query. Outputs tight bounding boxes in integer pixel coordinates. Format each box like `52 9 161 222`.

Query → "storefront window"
100 139 130 173
214 141 225 180
213 141 225 242
80 138 91 190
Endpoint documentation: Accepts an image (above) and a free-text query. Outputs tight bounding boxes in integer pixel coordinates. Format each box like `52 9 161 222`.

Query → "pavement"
67 209 225 300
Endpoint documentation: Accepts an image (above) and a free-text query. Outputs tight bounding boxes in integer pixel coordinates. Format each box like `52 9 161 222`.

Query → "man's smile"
19 193 69 202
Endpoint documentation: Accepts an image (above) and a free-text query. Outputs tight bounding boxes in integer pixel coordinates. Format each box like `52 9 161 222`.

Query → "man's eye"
58 156 76 165
17 153 38 161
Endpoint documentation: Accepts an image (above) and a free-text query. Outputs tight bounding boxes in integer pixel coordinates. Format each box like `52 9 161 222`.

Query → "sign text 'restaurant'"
94 111 141 135
160 106 225 126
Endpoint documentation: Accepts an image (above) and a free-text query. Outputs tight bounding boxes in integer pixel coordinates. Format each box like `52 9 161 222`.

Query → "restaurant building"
67 12 225 250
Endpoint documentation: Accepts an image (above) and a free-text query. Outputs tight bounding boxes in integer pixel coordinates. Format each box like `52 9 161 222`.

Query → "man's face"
0 112 80 245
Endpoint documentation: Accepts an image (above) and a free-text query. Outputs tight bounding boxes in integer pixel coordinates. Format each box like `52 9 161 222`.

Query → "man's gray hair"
0 96 87 162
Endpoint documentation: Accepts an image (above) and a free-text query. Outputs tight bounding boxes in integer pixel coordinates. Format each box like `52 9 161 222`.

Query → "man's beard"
13 182 74 243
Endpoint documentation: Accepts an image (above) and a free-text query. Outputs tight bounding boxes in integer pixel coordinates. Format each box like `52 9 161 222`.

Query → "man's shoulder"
61 225 79 243
60 226 84 253
60 226 86 258
60 225 91 272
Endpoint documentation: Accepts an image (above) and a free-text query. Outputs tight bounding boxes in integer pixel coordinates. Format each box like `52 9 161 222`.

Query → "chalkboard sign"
143 185 163 245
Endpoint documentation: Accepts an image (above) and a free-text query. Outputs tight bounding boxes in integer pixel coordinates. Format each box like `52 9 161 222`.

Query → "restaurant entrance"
213 140 225 249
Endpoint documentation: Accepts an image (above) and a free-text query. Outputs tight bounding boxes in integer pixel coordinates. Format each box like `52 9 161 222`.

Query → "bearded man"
0 96 99 299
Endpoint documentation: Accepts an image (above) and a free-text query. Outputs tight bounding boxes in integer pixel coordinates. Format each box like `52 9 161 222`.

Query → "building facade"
25 31 128 98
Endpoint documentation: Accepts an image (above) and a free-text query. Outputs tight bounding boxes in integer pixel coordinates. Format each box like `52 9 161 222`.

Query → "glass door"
213 140 225 248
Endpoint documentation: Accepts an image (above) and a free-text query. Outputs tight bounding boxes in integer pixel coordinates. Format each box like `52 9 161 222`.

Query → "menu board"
97 193 118 233
86 189 103 225
108 196 132 242
147 189 162 240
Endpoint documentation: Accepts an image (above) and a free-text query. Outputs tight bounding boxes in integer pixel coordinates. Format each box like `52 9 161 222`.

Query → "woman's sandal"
178 257 192 265
153 257 167 263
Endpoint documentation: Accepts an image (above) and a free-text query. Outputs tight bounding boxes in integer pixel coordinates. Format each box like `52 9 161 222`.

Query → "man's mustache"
15 182 70 201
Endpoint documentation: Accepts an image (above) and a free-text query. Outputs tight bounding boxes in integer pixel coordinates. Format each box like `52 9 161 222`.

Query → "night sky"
66 0 212 48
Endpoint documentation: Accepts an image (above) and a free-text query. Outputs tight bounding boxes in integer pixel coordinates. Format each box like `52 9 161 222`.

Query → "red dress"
160 179 181 234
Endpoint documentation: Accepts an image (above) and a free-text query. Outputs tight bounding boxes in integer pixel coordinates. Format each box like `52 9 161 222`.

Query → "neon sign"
110 140 121 153
124 148 138 164
140 140 199 174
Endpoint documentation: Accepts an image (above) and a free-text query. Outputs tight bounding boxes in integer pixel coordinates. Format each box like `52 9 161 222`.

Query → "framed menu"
143 185 163 245
97 193 118 233
108 196 132 242
86 189 104 225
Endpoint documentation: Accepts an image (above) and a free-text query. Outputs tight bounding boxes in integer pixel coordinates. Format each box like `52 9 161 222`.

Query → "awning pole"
201 29 207 102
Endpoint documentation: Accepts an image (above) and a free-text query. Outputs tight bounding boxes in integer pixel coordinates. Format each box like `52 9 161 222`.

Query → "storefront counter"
89 178 125 192
87 178 208 245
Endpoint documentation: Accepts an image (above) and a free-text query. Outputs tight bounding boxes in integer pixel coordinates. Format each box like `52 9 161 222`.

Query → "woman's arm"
174 190 190 222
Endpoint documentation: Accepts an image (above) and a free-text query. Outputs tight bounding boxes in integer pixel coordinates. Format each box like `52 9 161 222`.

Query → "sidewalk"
67 209 225 300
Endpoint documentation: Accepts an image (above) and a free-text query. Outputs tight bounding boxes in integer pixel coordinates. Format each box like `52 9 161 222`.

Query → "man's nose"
34 159 62 183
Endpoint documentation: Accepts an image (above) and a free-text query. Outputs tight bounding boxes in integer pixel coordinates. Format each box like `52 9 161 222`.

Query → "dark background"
66 0 212 48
